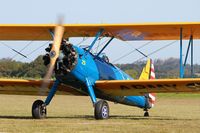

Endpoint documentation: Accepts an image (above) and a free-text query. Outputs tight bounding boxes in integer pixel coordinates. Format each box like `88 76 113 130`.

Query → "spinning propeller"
41 19 65 92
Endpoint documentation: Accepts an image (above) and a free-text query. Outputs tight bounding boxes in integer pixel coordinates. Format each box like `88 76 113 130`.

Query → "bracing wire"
11 31 46 60
95 38 101 53
135 40 177 62
77 37 89 46
19 41 50 61
112 41 153 63
1 41 28 59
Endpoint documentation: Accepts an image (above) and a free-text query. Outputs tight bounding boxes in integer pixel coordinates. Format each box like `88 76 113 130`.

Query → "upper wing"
0 22 200 41
0 78 84 96
95 78 200 96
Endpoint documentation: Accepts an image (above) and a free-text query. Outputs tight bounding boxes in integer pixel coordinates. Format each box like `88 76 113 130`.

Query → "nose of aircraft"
43 40 78 76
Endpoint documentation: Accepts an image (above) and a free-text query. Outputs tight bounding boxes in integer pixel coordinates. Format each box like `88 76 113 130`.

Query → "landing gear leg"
32 79 60 119
85 78 109 120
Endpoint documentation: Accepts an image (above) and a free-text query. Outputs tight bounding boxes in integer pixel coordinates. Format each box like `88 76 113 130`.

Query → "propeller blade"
41 20 65 91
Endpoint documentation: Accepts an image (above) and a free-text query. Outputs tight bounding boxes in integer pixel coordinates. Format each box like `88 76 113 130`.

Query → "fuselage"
57 45 147 109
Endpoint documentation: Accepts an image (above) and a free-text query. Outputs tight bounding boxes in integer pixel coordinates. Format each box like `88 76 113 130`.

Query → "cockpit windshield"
79 45 89 50
80 45 109 63
98 53 109 63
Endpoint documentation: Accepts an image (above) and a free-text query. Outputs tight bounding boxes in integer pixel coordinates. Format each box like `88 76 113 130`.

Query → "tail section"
139 59 156 108
139 59 151 80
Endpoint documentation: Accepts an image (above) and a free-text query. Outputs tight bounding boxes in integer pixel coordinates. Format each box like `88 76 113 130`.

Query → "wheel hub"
102 105 108 118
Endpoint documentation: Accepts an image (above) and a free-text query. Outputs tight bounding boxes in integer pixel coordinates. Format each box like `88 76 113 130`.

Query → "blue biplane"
0 22 200 119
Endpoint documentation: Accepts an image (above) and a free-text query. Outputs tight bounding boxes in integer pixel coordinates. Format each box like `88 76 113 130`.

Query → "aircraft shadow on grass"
0 115 199 121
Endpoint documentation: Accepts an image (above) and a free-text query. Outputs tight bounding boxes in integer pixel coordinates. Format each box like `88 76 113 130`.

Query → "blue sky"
0 0 200 64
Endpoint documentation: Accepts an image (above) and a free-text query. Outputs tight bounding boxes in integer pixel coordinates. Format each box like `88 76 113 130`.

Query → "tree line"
0 56 46 78
0 56 199 79
117 57 200 79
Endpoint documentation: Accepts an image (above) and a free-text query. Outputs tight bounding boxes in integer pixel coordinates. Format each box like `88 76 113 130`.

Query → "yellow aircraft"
0 22 200 120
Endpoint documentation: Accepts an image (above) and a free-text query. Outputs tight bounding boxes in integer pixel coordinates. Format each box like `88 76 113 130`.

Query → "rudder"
139 59 156 108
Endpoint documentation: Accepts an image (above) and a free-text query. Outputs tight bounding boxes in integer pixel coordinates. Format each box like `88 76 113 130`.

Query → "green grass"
0 94 200 133
157 93 200 98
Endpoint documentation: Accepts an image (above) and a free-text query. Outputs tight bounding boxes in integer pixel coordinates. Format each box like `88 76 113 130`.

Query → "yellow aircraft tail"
139 59 156 108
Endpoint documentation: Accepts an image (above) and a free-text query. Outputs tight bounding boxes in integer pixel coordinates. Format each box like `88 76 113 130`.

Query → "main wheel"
144 111 149 117
32 100 46 119
94 100 109 120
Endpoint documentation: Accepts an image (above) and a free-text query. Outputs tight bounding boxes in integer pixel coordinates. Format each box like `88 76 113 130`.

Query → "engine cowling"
43 40 78 75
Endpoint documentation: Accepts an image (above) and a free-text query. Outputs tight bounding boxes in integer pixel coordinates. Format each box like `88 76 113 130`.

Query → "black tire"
94 100 109 120
32 100 46 119
144 111 149 117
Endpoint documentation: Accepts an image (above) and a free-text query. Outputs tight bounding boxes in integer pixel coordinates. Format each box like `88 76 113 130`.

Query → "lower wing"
0 78 84 96
95 78 200 96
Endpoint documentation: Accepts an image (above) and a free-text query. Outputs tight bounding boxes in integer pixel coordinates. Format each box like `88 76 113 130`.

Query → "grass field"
0 94 200 133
